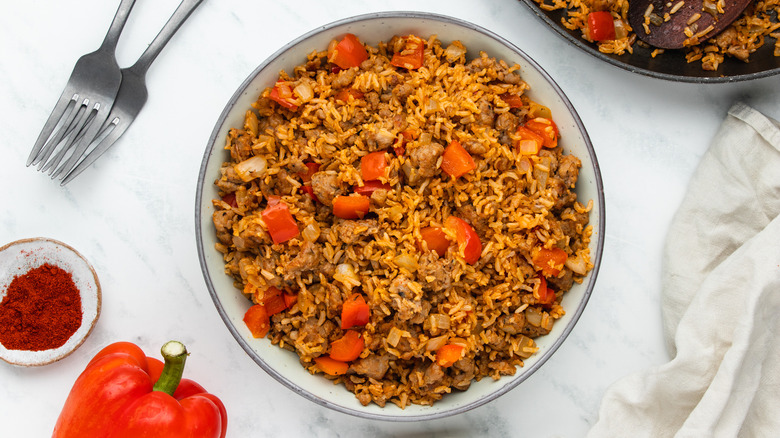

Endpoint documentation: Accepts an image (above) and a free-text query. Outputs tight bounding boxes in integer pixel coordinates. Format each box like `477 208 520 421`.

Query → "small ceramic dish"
0 238 101 366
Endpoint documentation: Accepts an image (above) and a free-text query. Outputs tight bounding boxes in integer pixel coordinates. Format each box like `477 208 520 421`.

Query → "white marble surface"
1 0 778 436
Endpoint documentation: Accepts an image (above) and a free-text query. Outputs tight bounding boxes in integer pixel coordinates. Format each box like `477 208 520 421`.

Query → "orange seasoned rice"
211 34 593 408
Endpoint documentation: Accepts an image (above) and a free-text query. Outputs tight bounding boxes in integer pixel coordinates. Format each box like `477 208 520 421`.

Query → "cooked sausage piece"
333 219 380 244
404 141 444 185
417 252 453 291
349 353 391 380
388 275 423 321
283 241 321 280
310 171 343 206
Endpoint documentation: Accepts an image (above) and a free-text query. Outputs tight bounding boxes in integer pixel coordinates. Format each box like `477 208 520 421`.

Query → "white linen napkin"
588 102 780 438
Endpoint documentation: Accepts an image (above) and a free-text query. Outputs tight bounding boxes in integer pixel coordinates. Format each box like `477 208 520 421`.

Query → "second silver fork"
61 0 205 186
27 0 137 178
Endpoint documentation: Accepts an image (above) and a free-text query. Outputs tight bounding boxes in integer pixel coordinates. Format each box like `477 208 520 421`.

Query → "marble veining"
1 0 778 436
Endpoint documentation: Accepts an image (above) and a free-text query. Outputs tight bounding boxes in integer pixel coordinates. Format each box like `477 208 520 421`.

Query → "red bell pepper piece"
328 330 365 362
314 356 349 376
220 192 238 208
391 35 425 69
263 293 288 316
445 216 482 265
268 81 299 111
297 162 321 201
301 184 318 201
441 140 476 178
243 304 271 338
536 275 556 306
330 33 368 69
587 11 616 41
332 194 371 219
283 292 298 309
515 126 545 155
393 129 417 156
419 226 451 257
334 88 364 103
341 293 370 329
525 117 559 148
435 344 464 367
52 341 227 438
298 162 320 183
360 151 388 181
500 93 525 108
261 196 300 244
353 180 392 197
533 247 568 277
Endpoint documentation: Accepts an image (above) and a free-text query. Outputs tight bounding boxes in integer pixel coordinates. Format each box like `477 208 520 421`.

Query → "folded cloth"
588 102 780 438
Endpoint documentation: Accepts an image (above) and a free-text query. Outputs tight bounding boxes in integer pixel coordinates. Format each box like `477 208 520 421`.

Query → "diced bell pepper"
441 140 476 178
587 11 617 41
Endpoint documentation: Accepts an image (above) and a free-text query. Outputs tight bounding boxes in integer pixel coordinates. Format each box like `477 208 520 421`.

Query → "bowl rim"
195 10 606 420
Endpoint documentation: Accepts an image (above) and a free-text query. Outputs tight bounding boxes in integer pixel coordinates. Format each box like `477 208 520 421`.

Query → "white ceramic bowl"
196 11 605 420
0 238 101 366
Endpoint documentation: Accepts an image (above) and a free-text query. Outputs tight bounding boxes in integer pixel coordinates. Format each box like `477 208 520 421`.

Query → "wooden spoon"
628 0 753 49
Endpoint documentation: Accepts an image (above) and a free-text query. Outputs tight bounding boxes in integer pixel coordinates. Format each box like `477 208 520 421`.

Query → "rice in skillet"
531 0 780 71
211 34 593 408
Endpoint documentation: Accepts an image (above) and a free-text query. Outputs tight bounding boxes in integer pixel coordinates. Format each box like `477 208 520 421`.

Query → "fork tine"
34 98 89 170
28 93 81 167
60 116 124 186
50 100 112 179
27 91 78 166
39 100 96 174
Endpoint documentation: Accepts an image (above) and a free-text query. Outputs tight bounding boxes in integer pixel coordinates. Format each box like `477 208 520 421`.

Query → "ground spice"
0 263 83 351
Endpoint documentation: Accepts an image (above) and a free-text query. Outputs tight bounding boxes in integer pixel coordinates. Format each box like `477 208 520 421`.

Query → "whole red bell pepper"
52 340 227 438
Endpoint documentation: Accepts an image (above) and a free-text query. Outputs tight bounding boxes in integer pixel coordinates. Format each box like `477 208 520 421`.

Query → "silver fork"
27 0 137 177
60 0 205 186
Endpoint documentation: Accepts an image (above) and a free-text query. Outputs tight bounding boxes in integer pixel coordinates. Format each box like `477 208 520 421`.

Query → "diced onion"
614 19 628 39
426 313 451 336
515 335 537 358
387 327 406 347
565 253 589 275
525 307 543 327
234 156 267 182
519 139 542 156
533 166 548 189
375 129 396 148
333 263 360 289
426 334 449 351
443 41 466 62
294 82 314 102
327 39 338 60
529 102 552 119
430 313 451 330
394 253 418 272
517 157 532 173
648 13 664 26
702 0 718 17
301 222 321 242
387 205 404 223
425 98 440 113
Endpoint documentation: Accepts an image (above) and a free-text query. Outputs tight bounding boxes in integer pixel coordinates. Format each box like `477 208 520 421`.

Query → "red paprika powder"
0 263 82 351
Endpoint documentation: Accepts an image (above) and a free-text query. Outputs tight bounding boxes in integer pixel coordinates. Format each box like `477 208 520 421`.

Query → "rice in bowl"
210 32 592 409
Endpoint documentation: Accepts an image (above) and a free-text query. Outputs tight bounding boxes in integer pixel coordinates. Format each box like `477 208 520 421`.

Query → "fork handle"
99 0 137 53
130 0 205 75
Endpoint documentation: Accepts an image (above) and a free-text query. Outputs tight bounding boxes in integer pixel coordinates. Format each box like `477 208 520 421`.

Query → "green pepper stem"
152 340 188 396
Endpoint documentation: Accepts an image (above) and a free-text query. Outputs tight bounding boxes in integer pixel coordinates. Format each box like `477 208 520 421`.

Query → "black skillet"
519 0 780 83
